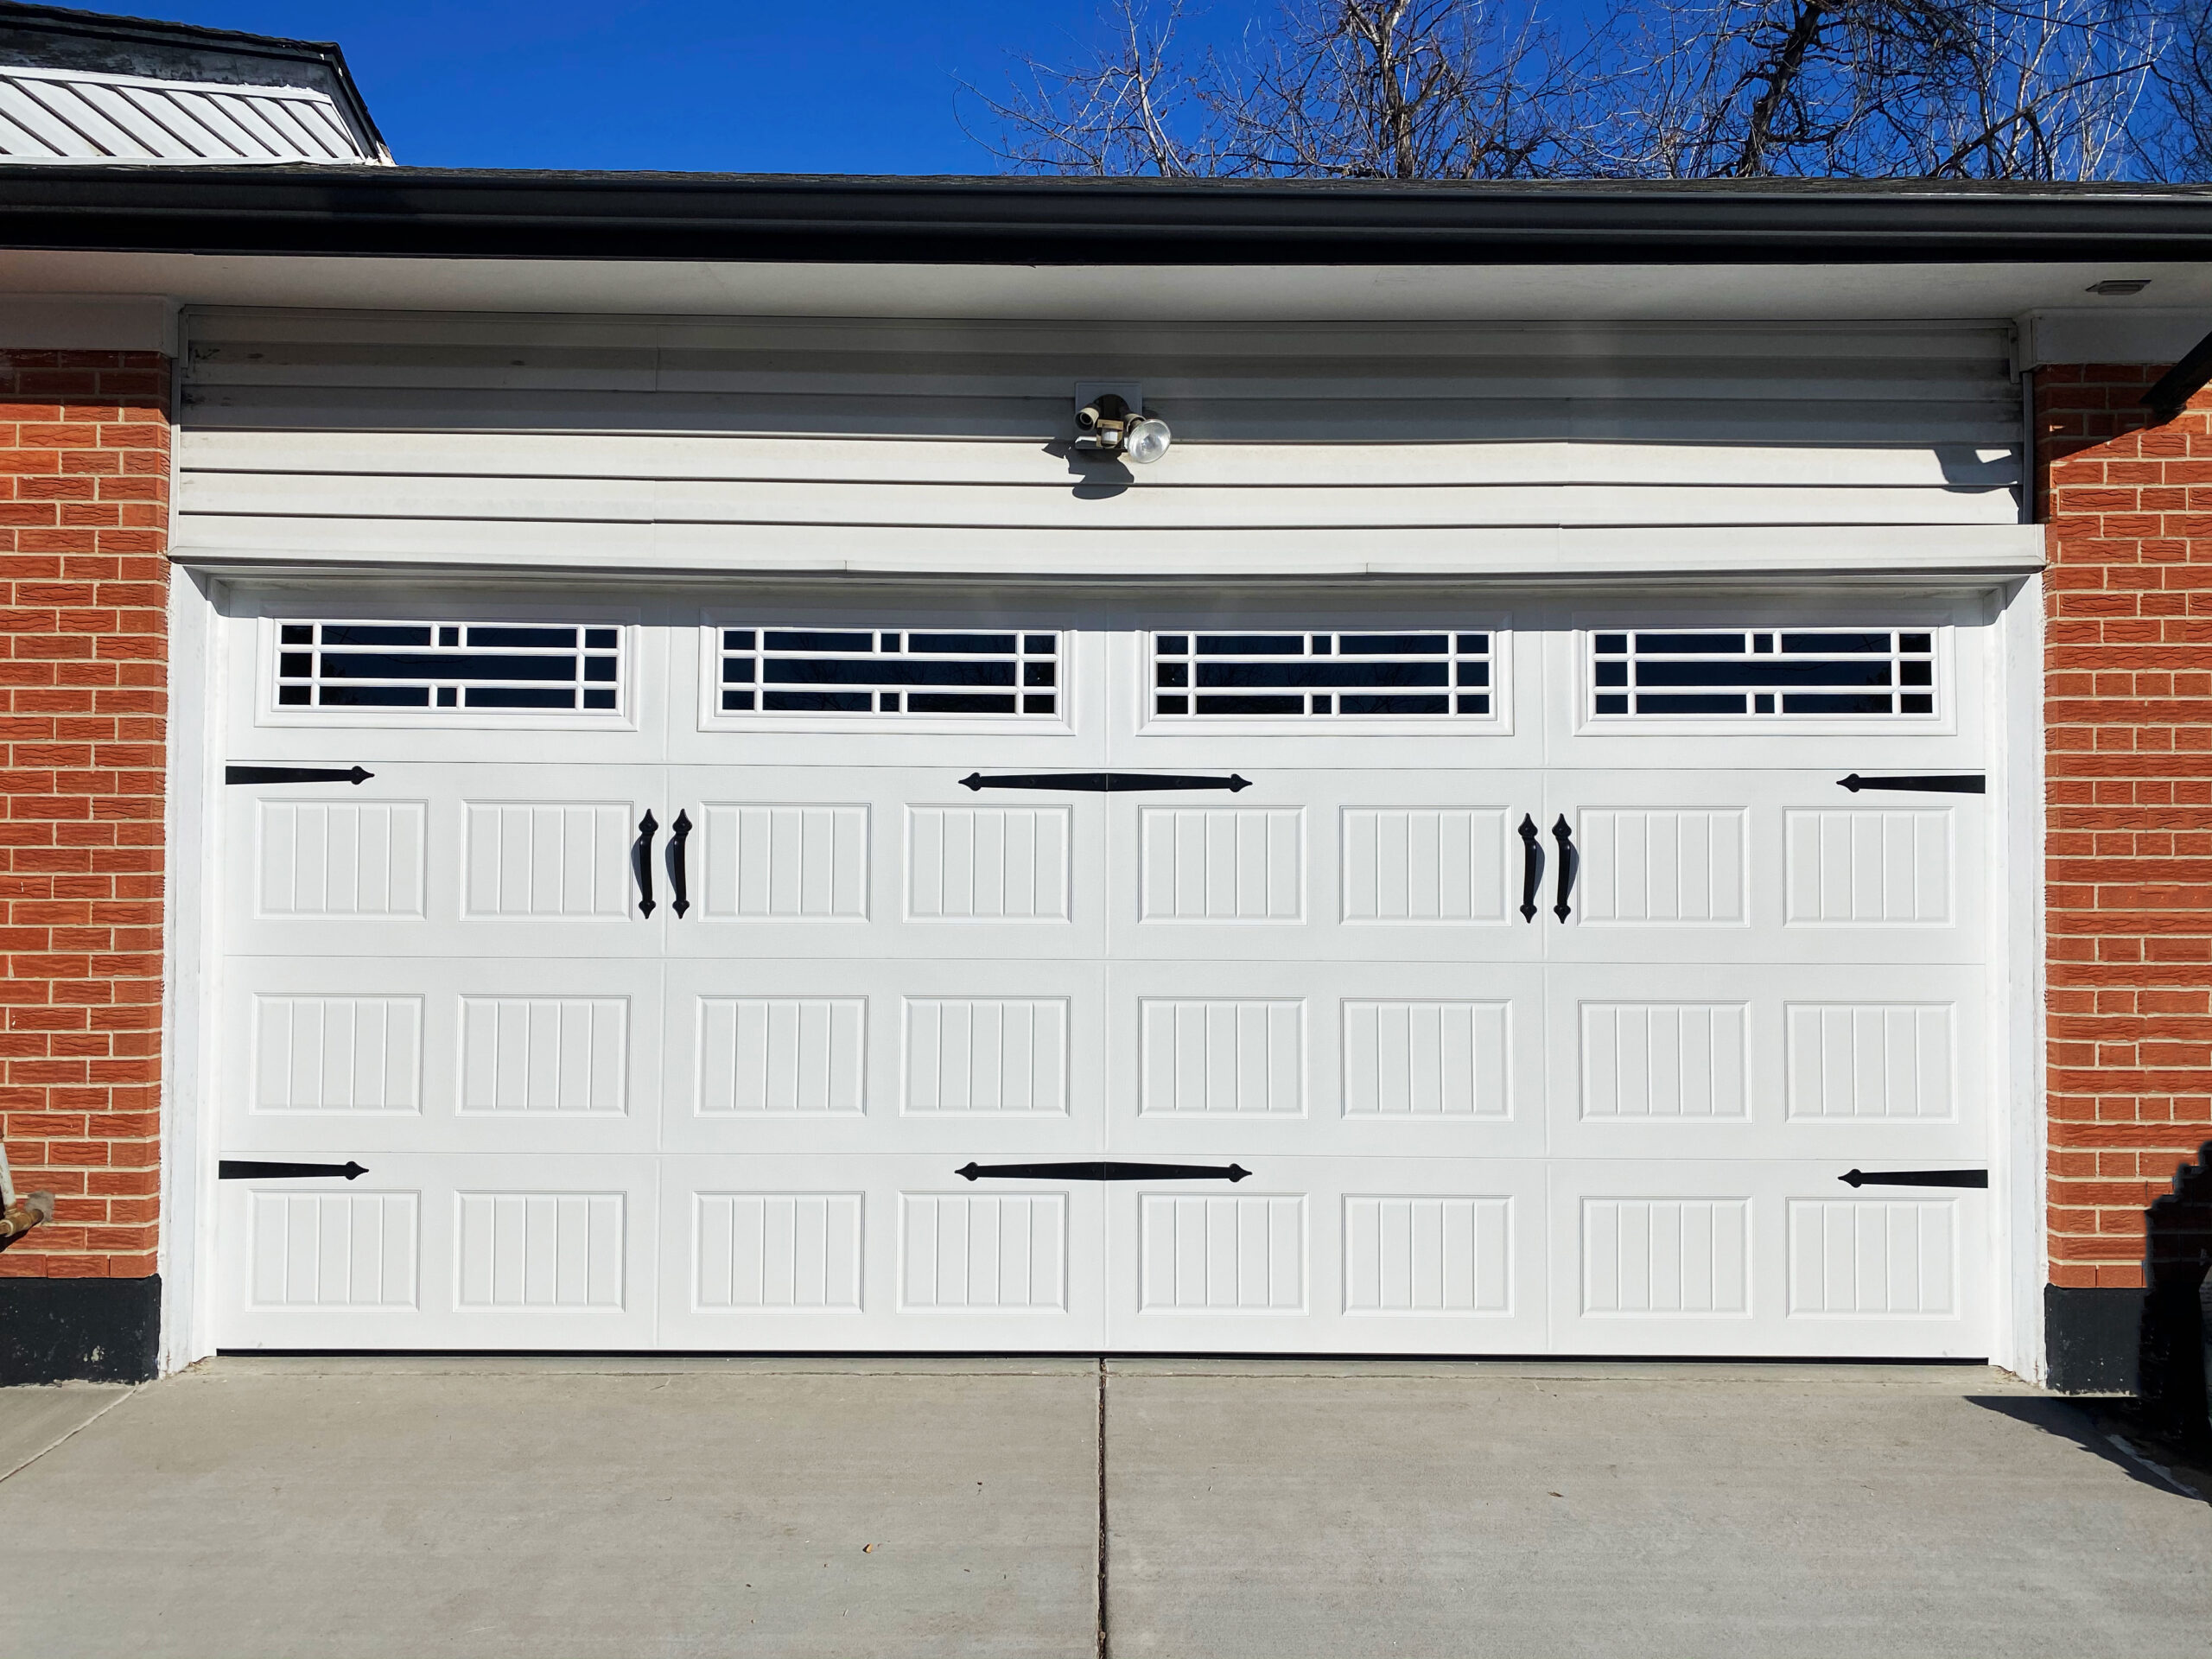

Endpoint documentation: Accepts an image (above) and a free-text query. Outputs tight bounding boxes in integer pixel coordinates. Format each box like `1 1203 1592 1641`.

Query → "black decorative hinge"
959 772 1251 793
226 766 373 786
1839 1168 1988 1189
957 1160 1250 1182
219 1160 368 1180
1838 775 1985 794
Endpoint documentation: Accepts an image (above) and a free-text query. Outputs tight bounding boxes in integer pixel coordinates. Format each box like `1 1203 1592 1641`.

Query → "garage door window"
1588 628 1938 720
1150 631 1493 718
716 627 1060 717
273 621 624 714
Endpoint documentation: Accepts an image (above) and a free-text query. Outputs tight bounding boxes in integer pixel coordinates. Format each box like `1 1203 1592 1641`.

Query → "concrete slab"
1102 1363 2212 1659
0 1382 130 1478
0 1358 1100 1659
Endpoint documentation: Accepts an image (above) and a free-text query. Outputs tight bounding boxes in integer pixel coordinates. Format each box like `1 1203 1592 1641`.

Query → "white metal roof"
0 62 378 164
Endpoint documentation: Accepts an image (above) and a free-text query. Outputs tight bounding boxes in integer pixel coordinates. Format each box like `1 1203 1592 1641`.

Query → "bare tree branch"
965 0 2189 181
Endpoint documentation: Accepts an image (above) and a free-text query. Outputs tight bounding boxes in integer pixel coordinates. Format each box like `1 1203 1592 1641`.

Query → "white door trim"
1994 571 2048 1382
158 565 224 1372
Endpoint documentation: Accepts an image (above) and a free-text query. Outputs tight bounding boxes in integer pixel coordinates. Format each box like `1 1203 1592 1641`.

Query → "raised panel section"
464 802 632 918
705 804 868 920
1340 808 1507 922
1344 1196 1511 1313
249 1191 417 1308
456 1192 625 1309
1577 808 1746 925
899 1193 1066 1310
1343 1001 1510 1117
1581 1198 1748 1315
257 801 425 918
1785 809 1952 925
460 996 627 1115
1789 1199 1956 1315
1580 1003 1749 1120
904 998 1068 1116
252 995 422 1113
695 1193 865 1309
1140 999 1305 1116
697 997 865 1116
906 805 1071 921
1140 807 1302 922
1786 1003 1955 1120
1141 1194 1306 1312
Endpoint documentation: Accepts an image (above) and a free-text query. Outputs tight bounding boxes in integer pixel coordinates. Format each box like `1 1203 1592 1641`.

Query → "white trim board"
2021 308 2212 369
0 295 177 355
168 524 2047 582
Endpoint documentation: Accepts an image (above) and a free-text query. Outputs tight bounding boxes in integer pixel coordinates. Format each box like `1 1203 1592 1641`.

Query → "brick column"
0 349 168 1382
2036 363 2212 1389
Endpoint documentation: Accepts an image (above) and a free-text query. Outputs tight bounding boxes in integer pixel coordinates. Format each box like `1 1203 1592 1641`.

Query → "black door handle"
635 810 658 917
669 810 692 918
1551 815 1577 921
1517 813 1541 922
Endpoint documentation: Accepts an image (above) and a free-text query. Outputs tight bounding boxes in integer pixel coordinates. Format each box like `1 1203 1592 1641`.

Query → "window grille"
1150 631 1491 718
719 629 1060 716
275 623 622 712
1589 629 1936 718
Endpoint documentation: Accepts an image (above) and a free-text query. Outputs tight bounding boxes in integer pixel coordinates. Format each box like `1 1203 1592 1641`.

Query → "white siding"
176 312 2022 571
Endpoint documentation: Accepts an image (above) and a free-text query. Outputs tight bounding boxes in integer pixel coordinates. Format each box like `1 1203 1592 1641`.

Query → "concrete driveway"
1 1357 2204 1658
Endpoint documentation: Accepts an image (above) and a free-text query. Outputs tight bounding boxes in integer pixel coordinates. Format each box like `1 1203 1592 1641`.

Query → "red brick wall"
2037 363 2212 1293
0 350 169 1282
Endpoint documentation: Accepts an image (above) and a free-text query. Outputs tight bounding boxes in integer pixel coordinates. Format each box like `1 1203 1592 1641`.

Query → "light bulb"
1123 416 1172 465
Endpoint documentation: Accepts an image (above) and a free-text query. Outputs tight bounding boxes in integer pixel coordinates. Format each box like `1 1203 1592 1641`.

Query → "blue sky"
149 1 1269 173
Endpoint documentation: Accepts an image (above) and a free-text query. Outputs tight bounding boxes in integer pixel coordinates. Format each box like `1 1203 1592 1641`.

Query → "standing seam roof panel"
0 64 373 163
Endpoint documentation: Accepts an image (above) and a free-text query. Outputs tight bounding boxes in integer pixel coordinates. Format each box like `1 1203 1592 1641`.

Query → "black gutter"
4 168 2212 264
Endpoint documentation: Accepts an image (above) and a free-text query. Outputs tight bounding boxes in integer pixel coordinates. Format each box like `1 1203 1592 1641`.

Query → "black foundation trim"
0 1274 159 1384
2044 1283 2145 1394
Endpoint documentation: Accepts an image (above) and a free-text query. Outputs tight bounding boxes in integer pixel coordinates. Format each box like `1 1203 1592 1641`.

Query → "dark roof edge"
0 3 387 159
5 166 2212 264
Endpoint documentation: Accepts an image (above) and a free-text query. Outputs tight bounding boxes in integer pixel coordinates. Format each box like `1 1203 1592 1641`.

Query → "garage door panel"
214 1154 661 1351
1545 963 1985 1162
1103 1158 1549 1353
1547 771 1984 965
225 764 670 958
1546 1161 1987 1358
1107 771 1546 963
1106 962 1546 1159
660 960 1107 1157
219 957 664 1158
662 767 1109 959
656 1158 1108 1350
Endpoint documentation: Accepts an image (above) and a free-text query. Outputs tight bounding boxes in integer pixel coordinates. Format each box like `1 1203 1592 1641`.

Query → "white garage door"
211 592 1993 1356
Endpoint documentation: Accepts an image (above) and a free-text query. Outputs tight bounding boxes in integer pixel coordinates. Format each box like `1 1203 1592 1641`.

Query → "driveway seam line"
0 1387 135 1486
1096 1355 1109 1659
